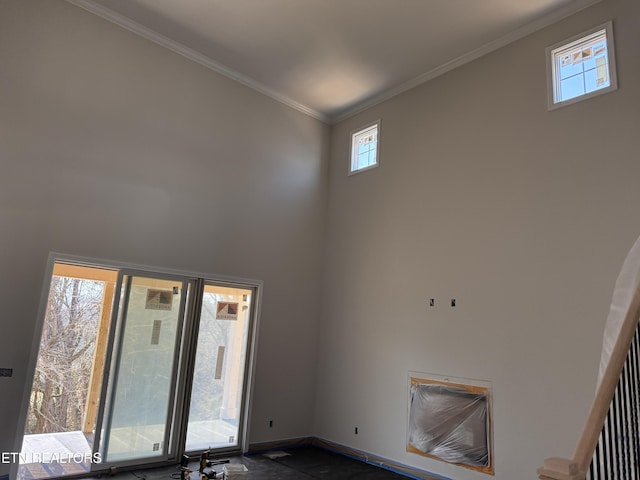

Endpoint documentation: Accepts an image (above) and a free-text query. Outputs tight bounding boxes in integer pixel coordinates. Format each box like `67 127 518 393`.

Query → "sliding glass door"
84 265 259 473
185 283 253 452
20 256 261 480
97 274 191 466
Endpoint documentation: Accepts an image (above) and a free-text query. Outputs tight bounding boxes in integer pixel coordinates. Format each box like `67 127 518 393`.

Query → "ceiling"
68 0 599 123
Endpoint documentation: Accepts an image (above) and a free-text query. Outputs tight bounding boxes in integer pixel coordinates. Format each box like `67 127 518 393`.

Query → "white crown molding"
67 0 600 125
66 0 330 124
332 0 603 124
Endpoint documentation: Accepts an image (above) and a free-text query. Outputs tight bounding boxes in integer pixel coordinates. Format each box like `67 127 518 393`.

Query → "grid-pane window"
547 22 617 109
350 121 379 174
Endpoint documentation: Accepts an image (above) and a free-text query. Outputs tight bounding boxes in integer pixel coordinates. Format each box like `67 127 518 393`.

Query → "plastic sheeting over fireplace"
407 374 494 475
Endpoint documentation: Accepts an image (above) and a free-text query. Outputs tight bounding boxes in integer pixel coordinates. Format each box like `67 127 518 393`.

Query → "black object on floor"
240 446 411 479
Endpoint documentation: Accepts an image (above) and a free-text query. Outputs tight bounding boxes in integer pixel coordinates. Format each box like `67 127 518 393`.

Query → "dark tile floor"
104 447 412 480
240 447 410 479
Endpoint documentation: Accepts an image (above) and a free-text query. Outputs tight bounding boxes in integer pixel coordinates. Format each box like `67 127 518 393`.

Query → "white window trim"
546 21 618 111
349 120 381 176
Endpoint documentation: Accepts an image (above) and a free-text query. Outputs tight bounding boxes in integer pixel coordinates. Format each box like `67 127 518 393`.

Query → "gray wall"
3 0 640 479
316 1 640 479
0 1 329 472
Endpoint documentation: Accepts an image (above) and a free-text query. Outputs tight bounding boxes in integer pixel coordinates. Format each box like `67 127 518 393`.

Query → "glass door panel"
99 275 188 464
185 284 253 451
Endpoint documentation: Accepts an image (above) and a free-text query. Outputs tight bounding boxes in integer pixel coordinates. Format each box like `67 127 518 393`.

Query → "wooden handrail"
537 286 640 479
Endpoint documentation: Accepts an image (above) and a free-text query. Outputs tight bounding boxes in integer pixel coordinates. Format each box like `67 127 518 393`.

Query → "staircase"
538 237 640 480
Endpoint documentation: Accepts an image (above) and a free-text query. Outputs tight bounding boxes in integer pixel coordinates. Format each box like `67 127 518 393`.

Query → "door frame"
14 252 262 479
179 279 260 458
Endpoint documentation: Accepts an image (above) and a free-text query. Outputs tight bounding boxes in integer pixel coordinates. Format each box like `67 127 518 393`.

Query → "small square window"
546 21 617 110
349 121 380 175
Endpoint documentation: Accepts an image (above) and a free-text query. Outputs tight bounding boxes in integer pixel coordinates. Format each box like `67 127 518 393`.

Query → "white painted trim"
44 252 264 295
545 21 617 110
11 254 57 480
66 0 601 125
332 0 603 123
349 119 381 176
65 0 330 124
